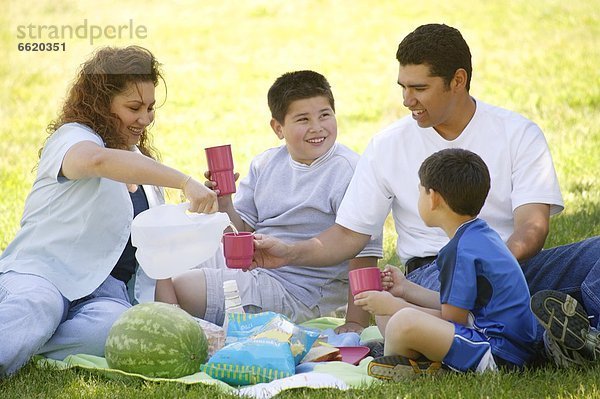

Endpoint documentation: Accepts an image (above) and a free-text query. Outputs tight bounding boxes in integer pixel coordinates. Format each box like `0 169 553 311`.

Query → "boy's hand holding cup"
205 144 236 196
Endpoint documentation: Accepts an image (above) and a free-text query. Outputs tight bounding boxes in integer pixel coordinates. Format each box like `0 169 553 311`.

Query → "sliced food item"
300 343 341 363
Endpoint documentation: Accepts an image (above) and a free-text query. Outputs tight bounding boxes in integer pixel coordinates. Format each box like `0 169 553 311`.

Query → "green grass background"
1 0 599 397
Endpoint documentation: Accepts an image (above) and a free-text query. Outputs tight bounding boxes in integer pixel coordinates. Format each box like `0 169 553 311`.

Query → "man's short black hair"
397 23 472 91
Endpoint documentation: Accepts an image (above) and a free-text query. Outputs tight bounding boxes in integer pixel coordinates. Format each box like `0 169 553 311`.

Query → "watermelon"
105 302 208 378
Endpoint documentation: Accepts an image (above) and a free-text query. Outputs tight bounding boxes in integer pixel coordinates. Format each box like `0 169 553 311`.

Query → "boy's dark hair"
418 148 490 216
267 70 335 123
396 23 472 91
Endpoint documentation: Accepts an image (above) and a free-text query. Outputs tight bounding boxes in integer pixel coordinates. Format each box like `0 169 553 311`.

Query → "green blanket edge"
35 317 383 392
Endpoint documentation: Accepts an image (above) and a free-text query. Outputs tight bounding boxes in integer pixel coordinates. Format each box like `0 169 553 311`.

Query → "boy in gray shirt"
155 70 382 331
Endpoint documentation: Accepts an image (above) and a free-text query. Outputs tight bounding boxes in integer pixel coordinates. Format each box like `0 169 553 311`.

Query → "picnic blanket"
37 318 384 399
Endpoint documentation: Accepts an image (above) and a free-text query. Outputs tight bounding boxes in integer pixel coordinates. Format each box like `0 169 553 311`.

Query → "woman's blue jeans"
0 272 131 377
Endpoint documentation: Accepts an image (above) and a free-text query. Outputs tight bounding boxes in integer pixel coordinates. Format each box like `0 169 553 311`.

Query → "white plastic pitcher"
131 202 231 279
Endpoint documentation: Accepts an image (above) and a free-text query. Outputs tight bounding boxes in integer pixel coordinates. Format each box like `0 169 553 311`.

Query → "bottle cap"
223 279 239 293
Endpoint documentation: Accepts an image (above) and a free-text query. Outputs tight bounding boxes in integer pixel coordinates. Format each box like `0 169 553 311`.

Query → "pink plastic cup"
223 232 254 269
205 145 236 196
348 267 383 296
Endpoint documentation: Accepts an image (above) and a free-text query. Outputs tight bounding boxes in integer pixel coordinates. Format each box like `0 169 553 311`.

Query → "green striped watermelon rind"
105 302 208 378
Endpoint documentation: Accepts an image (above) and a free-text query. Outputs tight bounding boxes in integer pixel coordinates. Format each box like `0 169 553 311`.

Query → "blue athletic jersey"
437 218 537 365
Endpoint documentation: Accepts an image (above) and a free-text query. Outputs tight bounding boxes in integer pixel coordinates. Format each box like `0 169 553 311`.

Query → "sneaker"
542 331 590 368
530 290 600 363
367 355 443 381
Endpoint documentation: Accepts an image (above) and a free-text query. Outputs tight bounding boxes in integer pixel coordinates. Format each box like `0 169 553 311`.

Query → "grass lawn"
1 0 599 397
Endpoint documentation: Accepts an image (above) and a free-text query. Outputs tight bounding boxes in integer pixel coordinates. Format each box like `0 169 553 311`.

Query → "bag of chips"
200 312 320 385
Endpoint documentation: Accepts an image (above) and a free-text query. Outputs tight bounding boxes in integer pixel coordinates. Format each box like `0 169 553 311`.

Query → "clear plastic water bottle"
223 279 245 334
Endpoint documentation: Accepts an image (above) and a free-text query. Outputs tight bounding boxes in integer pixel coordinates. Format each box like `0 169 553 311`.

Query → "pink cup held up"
348 267 383 296
205 144 236 196
223 232 254 269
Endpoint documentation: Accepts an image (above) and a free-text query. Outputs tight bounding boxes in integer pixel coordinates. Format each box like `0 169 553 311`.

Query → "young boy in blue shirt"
354 148 537 380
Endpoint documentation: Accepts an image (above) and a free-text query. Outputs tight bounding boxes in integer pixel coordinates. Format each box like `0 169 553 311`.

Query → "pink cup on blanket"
223 232 254 269
349 267 383 296
205 144 236 196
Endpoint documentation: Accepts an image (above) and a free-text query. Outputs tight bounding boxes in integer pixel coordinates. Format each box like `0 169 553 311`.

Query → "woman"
0 45 217 377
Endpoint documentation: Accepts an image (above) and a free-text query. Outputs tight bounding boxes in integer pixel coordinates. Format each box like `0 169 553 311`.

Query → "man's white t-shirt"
336 99 564 263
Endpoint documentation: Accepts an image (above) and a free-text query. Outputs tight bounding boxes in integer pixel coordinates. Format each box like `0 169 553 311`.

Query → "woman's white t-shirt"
0 123 132 300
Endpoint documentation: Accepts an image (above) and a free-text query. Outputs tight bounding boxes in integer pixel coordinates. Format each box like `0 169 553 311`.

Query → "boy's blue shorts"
442 323 499 372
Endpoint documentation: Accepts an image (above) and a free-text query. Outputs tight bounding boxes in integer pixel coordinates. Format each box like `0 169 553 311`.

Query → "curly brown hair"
44 45 165 159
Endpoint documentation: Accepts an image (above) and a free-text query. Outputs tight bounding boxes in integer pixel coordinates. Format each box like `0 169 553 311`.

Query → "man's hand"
250 233 291 270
